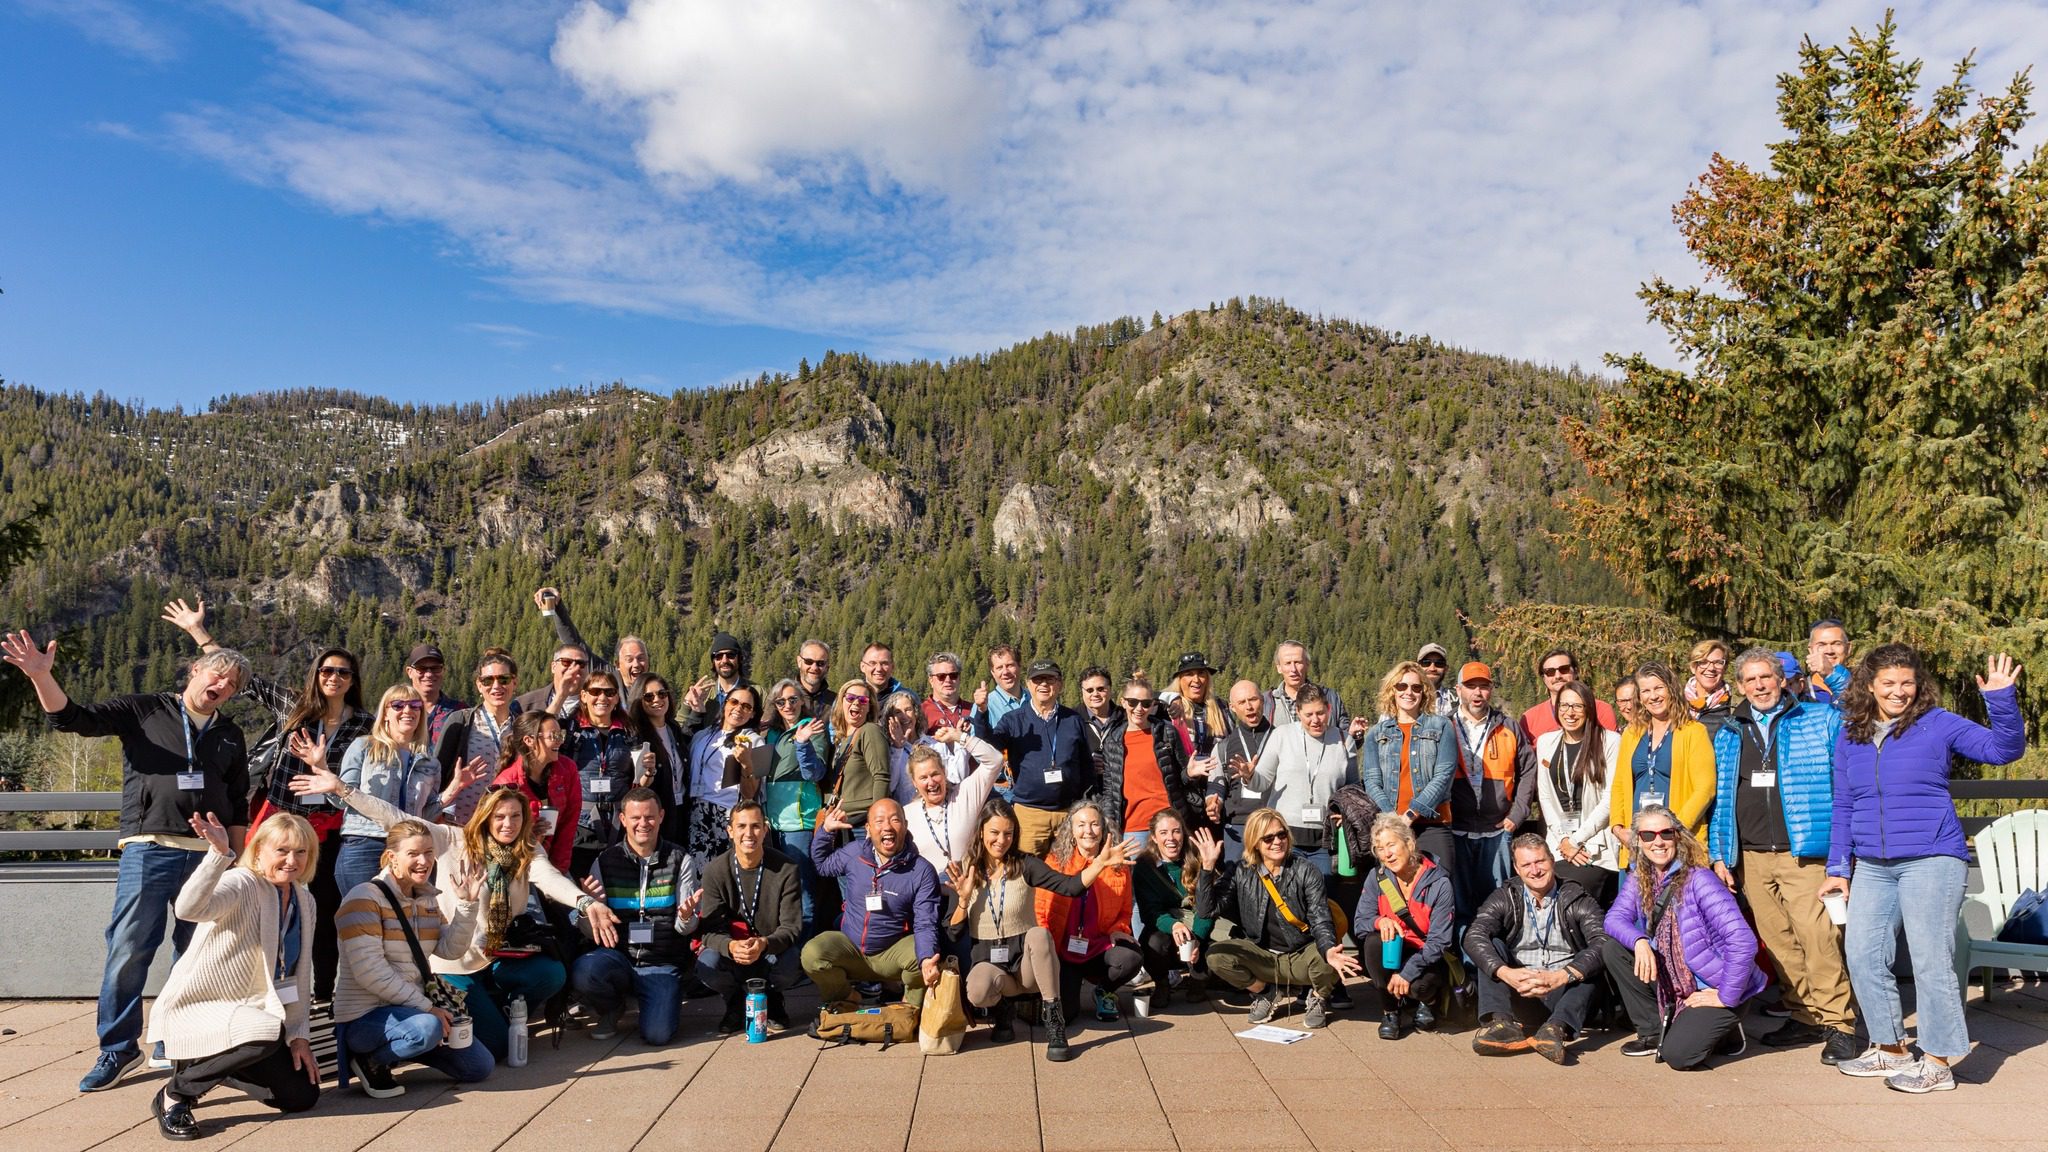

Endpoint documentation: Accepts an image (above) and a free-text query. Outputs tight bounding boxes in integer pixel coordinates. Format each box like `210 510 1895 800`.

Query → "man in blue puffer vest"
1708 646 1858 1065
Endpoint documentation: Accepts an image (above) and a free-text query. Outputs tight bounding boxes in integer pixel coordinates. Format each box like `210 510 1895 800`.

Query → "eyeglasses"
317 666 354 679
799 657 827 668
930 671 959 681
774 695 800 708
1124 698 1155 709
728 698 757 712
1637 828 1679 842
539 730 566 745
1556 702 1587 713
1417 657 1447 668
388 701 425 714
1693 658 1727 670
556 656 588 668
1541 663 1575 678
478 674 514 687
643 690 671 702
1258 832 1290 845
583 687 619 698
1394 682 1426 694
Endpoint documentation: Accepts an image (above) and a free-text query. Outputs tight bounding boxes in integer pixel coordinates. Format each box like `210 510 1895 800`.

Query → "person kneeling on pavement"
568 788 702 1044
802 798 943 1013
1601 805 1765 1069
1359 812 1457 1040
1194 808 1361 1028
698 799 804 1035
1467 834 1608 1063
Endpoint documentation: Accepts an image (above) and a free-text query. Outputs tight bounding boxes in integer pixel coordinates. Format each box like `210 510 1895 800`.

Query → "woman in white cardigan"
146 812 320 1140
1530 680 1622 904
290 733 619 1060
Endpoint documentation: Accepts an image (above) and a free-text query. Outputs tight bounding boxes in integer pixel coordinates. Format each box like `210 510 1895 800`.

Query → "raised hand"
160 598 207 636
287 762 344 797
973 681 989 709
1189 826 1223 870
1204 794 1223 823
795 718 825 743
816 801 850 834
679 889 703 919
451 856 483 903
533 587 560 611
285 729 329 771
188 811 232 856
0 629 55 678
683 675 716 712
1980 653 2021 693
1096 837 1143 869
931 725 961 745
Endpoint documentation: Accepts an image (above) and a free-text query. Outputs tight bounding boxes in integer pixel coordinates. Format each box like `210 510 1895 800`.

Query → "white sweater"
904 738 1003 870
147 851 314 1060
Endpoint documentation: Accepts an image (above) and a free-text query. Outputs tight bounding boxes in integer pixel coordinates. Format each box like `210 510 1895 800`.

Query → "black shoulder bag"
372 879 468 1015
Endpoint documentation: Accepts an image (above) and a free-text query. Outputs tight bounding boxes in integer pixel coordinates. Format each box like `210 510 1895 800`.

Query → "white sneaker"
1838 1046 1918 1078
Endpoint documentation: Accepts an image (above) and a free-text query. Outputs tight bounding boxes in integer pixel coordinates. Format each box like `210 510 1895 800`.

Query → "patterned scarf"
1683 678 1729 716
1652 870 1698 1015
482 839 521 952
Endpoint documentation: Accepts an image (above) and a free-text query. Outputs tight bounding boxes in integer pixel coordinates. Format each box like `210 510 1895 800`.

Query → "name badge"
1066 934 1089 955
1240 785 1262 799
177 771 207 791
591 778 613 795
628 922 654 945
1042 769 1064 785
989 945 1013 964
865 893 885 911
1301 806 1322 825
1750 771 1777 789
275 983 299 1006
1640 791 1665 810
1554 816 1578 839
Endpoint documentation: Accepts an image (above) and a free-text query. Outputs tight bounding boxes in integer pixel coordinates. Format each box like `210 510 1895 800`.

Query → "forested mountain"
1 298 1631 725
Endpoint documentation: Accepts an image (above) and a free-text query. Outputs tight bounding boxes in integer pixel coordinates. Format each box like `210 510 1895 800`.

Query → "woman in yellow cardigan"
1608 662 1715 865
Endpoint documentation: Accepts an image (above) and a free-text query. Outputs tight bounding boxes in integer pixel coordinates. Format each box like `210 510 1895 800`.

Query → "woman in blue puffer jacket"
1601 804 1765 1069
1822 648 2024 1094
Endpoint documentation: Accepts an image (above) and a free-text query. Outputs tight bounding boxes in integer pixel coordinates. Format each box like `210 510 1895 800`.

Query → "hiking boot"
1760 1019 1823 1047
79 1050 140 1093
349 1053 404 1099
1838 1045 1917 1078
1885 1059 1955 1093
590 1009 621 1041
1246 988 1276 1025
1472 1016 1528 1056
989 999 1016 1043
1528 1020 1569 1065
1378 1011 1402 1040
1041 1000 1072 1062
1820 1028 1860 1066
1303 989 1330 1029
1411 999 1437 1032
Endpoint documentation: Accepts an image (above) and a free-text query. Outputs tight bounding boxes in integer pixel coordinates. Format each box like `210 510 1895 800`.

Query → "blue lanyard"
275 887 298 981
179 699 203 772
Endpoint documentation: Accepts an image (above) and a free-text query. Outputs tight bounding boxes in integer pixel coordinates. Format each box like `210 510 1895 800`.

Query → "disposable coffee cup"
447 1015 473 1049
1132 993 1153 1018
1822 892 1848 926
1179 939 1198 964
537 807 558 837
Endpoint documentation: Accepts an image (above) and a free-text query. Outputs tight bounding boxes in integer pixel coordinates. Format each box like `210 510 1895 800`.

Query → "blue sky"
4 1 2040 410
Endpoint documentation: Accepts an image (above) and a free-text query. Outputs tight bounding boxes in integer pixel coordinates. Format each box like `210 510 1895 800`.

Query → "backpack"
814 1002 920 1049
1997 889 2048 946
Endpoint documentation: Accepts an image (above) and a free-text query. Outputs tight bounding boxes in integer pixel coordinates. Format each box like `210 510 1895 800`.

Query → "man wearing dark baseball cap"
685 632 757 730
405 643 467 746
1416 643 1457 718
974 658 1092 853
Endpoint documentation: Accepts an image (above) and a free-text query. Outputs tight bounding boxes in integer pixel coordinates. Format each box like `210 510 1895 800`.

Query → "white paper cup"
447 1016 473 1049
537 807 558 837
1132 993 1152 1019
1179 939 1198 963
1821 893 1848 926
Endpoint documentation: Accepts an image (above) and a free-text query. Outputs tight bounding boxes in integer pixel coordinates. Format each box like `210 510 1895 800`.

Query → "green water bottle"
1334 824 1356 877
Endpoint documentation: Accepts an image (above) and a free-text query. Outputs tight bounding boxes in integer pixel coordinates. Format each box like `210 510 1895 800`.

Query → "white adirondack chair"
1956 808 2048 999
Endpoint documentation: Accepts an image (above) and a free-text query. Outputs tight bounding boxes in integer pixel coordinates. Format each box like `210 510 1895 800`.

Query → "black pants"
1138 929 1185 988
1552 862 1617 907
169 1036 319 1112
1476 963 1596 1033
1059 943 1142 1017
310 826 342 1001
1361 941 1447 1008
1599 937 1741 1070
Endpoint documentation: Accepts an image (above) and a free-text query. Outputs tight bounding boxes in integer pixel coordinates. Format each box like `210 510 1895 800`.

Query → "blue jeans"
1844 854 1970 1059
334 835 386 906
1295 846 1331 876
444 956 567 1061
342 1005 494 1082
1125 830 1152 849
1222 824 1246 865
1452 831 1512 931
771 827 824 943
99 843 204 1056
569 949 681 1044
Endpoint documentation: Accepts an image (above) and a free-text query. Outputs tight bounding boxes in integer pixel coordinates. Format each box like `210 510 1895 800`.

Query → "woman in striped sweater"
145 811 320 1140
334 820 489 1096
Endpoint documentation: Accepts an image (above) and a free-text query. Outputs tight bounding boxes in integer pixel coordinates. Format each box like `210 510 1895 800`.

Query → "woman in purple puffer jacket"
1821 648 2025 1094
1600 805 1765 1069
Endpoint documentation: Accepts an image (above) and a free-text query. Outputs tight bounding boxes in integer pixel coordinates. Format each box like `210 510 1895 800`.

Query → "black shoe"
1760 1020 1824 1047
1716 1021 1747 1058
1378 1011 1402 1041
717 1003 745 1036
989 999 1016 1044
1327 985 1353 1010
349 1054 404 1099
1411 999 1437 1032
1620 1036 1660 1058
154 1088 200 1141
1041 1000 1072 1062
1820 1028 1860 1066
682 978 718 1000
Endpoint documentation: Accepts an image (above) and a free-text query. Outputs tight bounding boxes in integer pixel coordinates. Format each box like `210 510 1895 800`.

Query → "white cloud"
148 0 2048 374
16 0 180 62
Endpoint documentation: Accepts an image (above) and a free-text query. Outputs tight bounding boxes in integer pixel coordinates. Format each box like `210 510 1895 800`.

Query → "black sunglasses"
1637 828 1679 842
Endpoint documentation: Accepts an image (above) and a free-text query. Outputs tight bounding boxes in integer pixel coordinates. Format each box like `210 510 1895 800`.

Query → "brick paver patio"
3 979 2046 1151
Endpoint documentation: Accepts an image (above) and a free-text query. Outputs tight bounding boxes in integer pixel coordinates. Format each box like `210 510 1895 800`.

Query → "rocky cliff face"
991 483 1072 555
710 399 915 533
1078 431 1296 542
268 481 431 546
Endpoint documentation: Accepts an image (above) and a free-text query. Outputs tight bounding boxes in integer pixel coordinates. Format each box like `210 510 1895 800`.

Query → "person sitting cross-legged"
567 788 702 1044
1193 809 1361 1028
1466 834 1609 1063
801 798 943 1013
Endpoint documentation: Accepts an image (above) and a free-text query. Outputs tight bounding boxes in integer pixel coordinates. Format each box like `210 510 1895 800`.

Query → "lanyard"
636 852 652 924
735 859 763 928
1550 741 1582 813
275 886 297 981
179 699 205 772
1461 716 1489 780
478 707 508 750
1525 887 1558 950
921 801 953 865
1045 716 1059 777
1743 709 1782 766
987 868 1008 927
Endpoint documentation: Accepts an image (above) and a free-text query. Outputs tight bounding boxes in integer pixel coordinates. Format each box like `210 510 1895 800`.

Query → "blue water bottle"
744 978 768 1043
1381 935 1403 971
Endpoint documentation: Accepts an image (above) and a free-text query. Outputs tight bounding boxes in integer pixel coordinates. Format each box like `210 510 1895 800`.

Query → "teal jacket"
1708 696 1842 870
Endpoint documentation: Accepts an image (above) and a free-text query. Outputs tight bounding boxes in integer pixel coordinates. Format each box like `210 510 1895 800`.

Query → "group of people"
0 592 2027 1140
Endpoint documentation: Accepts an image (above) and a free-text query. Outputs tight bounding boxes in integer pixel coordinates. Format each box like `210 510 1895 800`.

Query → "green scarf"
482 839 521 952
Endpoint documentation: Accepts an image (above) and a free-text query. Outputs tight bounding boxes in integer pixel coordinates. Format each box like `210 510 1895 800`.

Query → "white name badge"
1640 792 1665 810
865 893 885 912
1301 807 1322 825
628 922 654 945
1554 816 1578 839
1750 771 1777 789
1067 935 1089 955
989 946 1013 964
1042 769 1064 785
276 983 299 1006
1240 785 1262 799
591 778 613 795
177 771 207 791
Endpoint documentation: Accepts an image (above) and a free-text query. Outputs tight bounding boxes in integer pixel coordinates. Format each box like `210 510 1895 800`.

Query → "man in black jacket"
1208 680 1276 862
1466 834 1608 1063
698 800 803 1034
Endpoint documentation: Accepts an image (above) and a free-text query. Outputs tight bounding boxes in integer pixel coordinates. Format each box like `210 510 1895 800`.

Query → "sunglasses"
388 701 425 714
1258 832 1290 845
412 664 444 674
1124 698 1156 709
930 671 960 681
845 694 871 705
799 657 828 667
557 656 588 667
712 651 741 661
1541 663 1576 677
642 689 671 702
1417 657 1447 668
774 695 801 707
1394 683 1426 693
478 674 514 687
1082 683 1109 692
583 687 619 698
317 666 354 679
1637 828 1680 842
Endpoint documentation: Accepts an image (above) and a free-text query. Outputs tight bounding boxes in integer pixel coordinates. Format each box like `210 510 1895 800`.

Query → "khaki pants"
1740 850 1855 1031
1207 938 1339 996
1013 804 1065 856
800 931 927 1008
